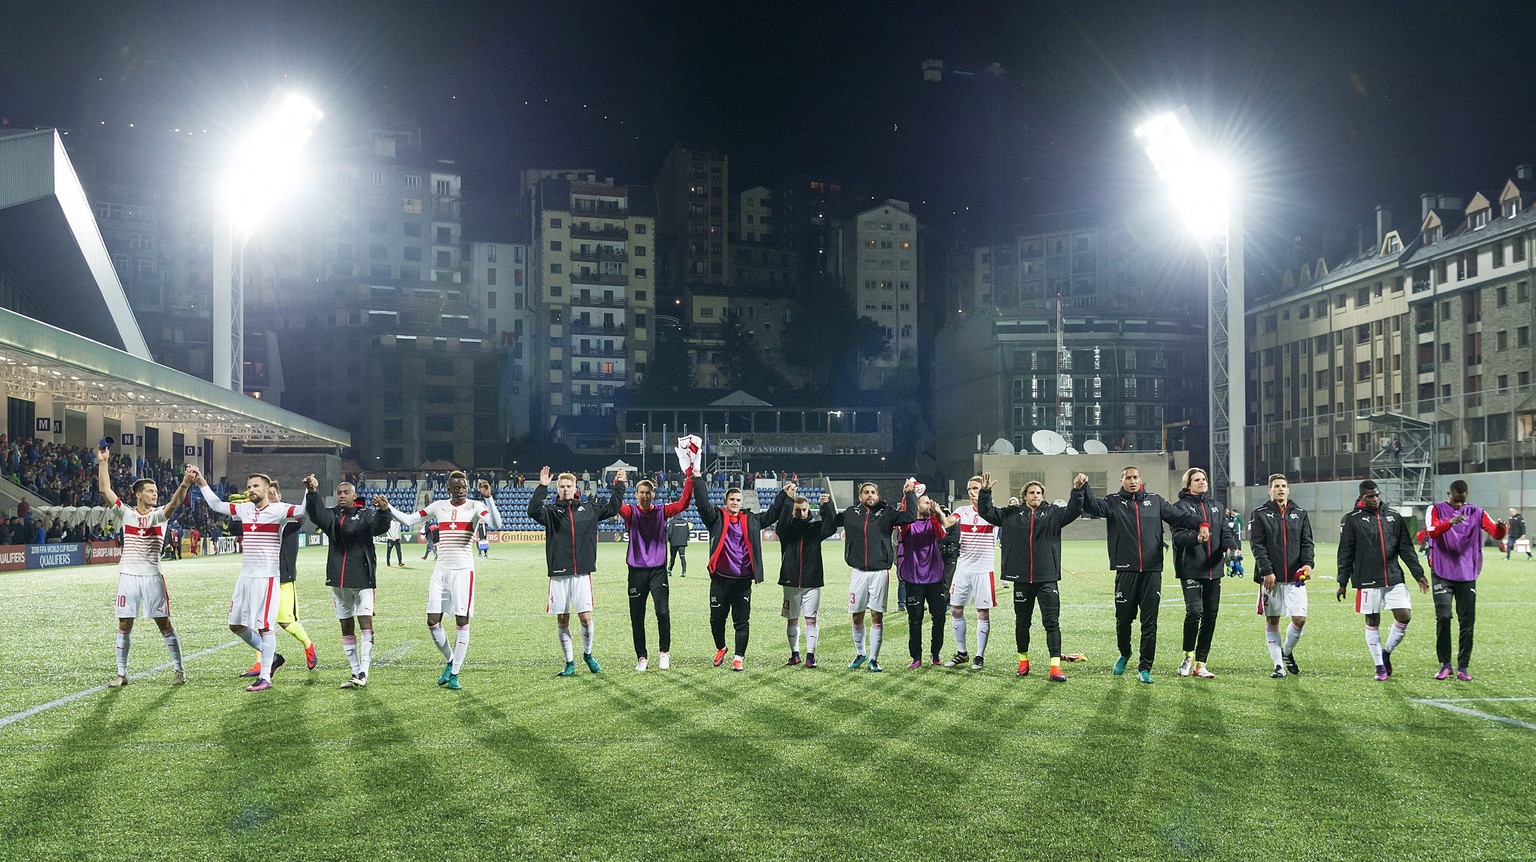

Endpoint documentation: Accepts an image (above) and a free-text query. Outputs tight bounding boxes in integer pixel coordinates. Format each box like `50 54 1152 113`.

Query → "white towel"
675 435 703 476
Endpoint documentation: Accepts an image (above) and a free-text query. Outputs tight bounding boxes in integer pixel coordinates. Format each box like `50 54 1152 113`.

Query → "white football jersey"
115 501 168 577
951 504 996 572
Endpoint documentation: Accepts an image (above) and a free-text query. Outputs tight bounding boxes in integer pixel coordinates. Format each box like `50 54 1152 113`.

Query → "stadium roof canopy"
0 129 349 447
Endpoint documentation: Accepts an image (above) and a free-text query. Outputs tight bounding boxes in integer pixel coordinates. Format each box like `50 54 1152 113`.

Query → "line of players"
99 450 1504 690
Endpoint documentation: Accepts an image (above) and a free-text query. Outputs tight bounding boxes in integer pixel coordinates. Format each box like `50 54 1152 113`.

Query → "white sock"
1265 625 1283 665
869 623 883 661
977 618 991 657
1283 623 1302 656
259 631 276 680
429 624 453 661
787 622 800 654
360 629 374 676
162 630 183 672
236 627 263 650
952 614 968 654
1385 620 1408 653
342 635 360 675
852 623 865 657
580 621 594 656
805 621 819 653
451 625 469 674
559 625 574 662
1365 626 1383 666
115 631 130 676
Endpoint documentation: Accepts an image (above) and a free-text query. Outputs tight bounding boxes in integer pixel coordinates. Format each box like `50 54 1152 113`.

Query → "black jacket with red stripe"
975 486 1085 583
764 489 838 589
1080 485 1199 573
1172 490 1240 581
1336 504 1426 589
1249 500 1315 584
305 494 391 589
529 482 625 576
694 492 766 582
829 490 920 572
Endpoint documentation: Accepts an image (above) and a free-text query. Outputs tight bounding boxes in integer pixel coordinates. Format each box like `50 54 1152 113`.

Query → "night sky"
5 1 1536 283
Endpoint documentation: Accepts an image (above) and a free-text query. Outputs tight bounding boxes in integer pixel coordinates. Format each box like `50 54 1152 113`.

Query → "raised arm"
94 447 120 509
662 473 695 518
762 486 791 527
194 470 235 517
888 481 919 527
1059 479 1086 527
304 486 337 534
601 475 627 520
1079 482 1109 518
159 467 194 520
476 479 503 529
527 474 554 527
390 503 428 529
975 485 1005 526
818 495 840 538
694 484 719 528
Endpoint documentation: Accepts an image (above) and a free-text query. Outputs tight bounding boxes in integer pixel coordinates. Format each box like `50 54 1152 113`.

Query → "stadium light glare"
219 90 323 236
1134 110 1231 240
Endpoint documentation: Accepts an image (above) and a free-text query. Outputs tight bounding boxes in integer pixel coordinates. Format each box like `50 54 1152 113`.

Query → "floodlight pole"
213 226 248 393
1207 201 1245 499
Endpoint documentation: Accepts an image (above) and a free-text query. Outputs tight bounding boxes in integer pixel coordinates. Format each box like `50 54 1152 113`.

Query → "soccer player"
896 494 956 669
304 477 392 688
1505 508 1527 560
193 467 307 692
1425 480 1507 680
385 471 502 689
944 476 998 670
667 511 690 577
827 479 919 672
96 447 193 687
528 466 623 677
1250 473 1315 679
695 484 773 671
615 469 694 671
1336 480 1428 680
976 472 1087 682
384 518 405 568
235 480 316 675
1171 468 1240 679
770 485 839 668
1081 466 1201 683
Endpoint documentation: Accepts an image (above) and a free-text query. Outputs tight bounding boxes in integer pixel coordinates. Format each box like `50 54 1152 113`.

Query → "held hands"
372 494 390 509
1072 473 1088 489
819 493 831 505
302 474 319 492
539 466 552 487
783 483 797 499
184 465 206 486
614 469 627 485
902 477 917 493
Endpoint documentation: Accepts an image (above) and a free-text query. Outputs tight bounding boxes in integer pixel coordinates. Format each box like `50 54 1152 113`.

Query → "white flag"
675 434 702 476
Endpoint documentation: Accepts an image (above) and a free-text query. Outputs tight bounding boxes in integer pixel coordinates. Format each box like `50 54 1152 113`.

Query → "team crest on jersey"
1142 500 1152 507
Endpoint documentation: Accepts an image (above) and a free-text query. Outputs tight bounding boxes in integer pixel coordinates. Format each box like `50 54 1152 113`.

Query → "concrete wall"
225 453 341 505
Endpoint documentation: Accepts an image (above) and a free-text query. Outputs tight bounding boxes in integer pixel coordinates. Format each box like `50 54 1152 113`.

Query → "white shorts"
228 576 278 629
1356 582 1412 615
1257 581 1309 618
547 573 594 615
427 567 476 618
117 573 170 619
949 565 997 609
781 587 821 619
848 568 889 614
333 586 376 620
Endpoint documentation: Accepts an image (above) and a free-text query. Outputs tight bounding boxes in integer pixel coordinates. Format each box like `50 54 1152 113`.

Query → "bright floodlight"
1135 109 1231 239
220 88 324 236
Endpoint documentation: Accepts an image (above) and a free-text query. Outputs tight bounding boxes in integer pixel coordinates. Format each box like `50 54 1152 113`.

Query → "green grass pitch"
0 540 1533 861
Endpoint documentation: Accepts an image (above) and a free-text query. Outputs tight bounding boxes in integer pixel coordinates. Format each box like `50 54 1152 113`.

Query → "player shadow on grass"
1 689 172 851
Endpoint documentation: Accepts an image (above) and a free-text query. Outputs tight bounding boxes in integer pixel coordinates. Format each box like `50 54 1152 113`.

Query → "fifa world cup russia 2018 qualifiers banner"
0 542 123 571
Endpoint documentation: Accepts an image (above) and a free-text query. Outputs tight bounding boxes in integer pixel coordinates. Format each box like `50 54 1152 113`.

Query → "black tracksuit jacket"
762 489 838 589
529 482 625 576
306 494 392 590
975 486 1085 583
829 490 920 571
1080 485 1200 573
1249 500 1315 584
1172 490 1240 580
1336 504 1426 589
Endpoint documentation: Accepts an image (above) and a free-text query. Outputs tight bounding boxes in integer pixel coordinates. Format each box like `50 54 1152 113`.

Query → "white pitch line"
1410 697 1536 730
0 639 243 732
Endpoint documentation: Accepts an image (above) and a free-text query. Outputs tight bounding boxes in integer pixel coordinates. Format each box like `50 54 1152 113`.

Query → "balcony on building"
571 224 629 241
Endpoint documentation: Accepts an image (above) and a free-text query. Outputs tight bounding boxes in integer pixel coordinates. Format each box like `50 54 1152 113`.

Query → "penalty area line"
1409 697 1536 730
0 639 243 732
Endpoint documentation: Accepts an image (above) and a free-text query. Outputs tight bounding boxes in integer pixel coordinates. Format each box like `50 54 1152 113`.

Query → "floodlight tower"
1135 108 1244 497
213 87 323 392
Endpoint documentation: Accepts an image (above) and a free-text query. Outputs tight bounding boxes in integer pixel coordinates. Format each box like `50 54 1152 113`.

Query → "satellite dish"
1065 447 1079 455
1031 429 1067 455
1053 498 1068 507
1084 439 1109 455
988 437 1016 455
